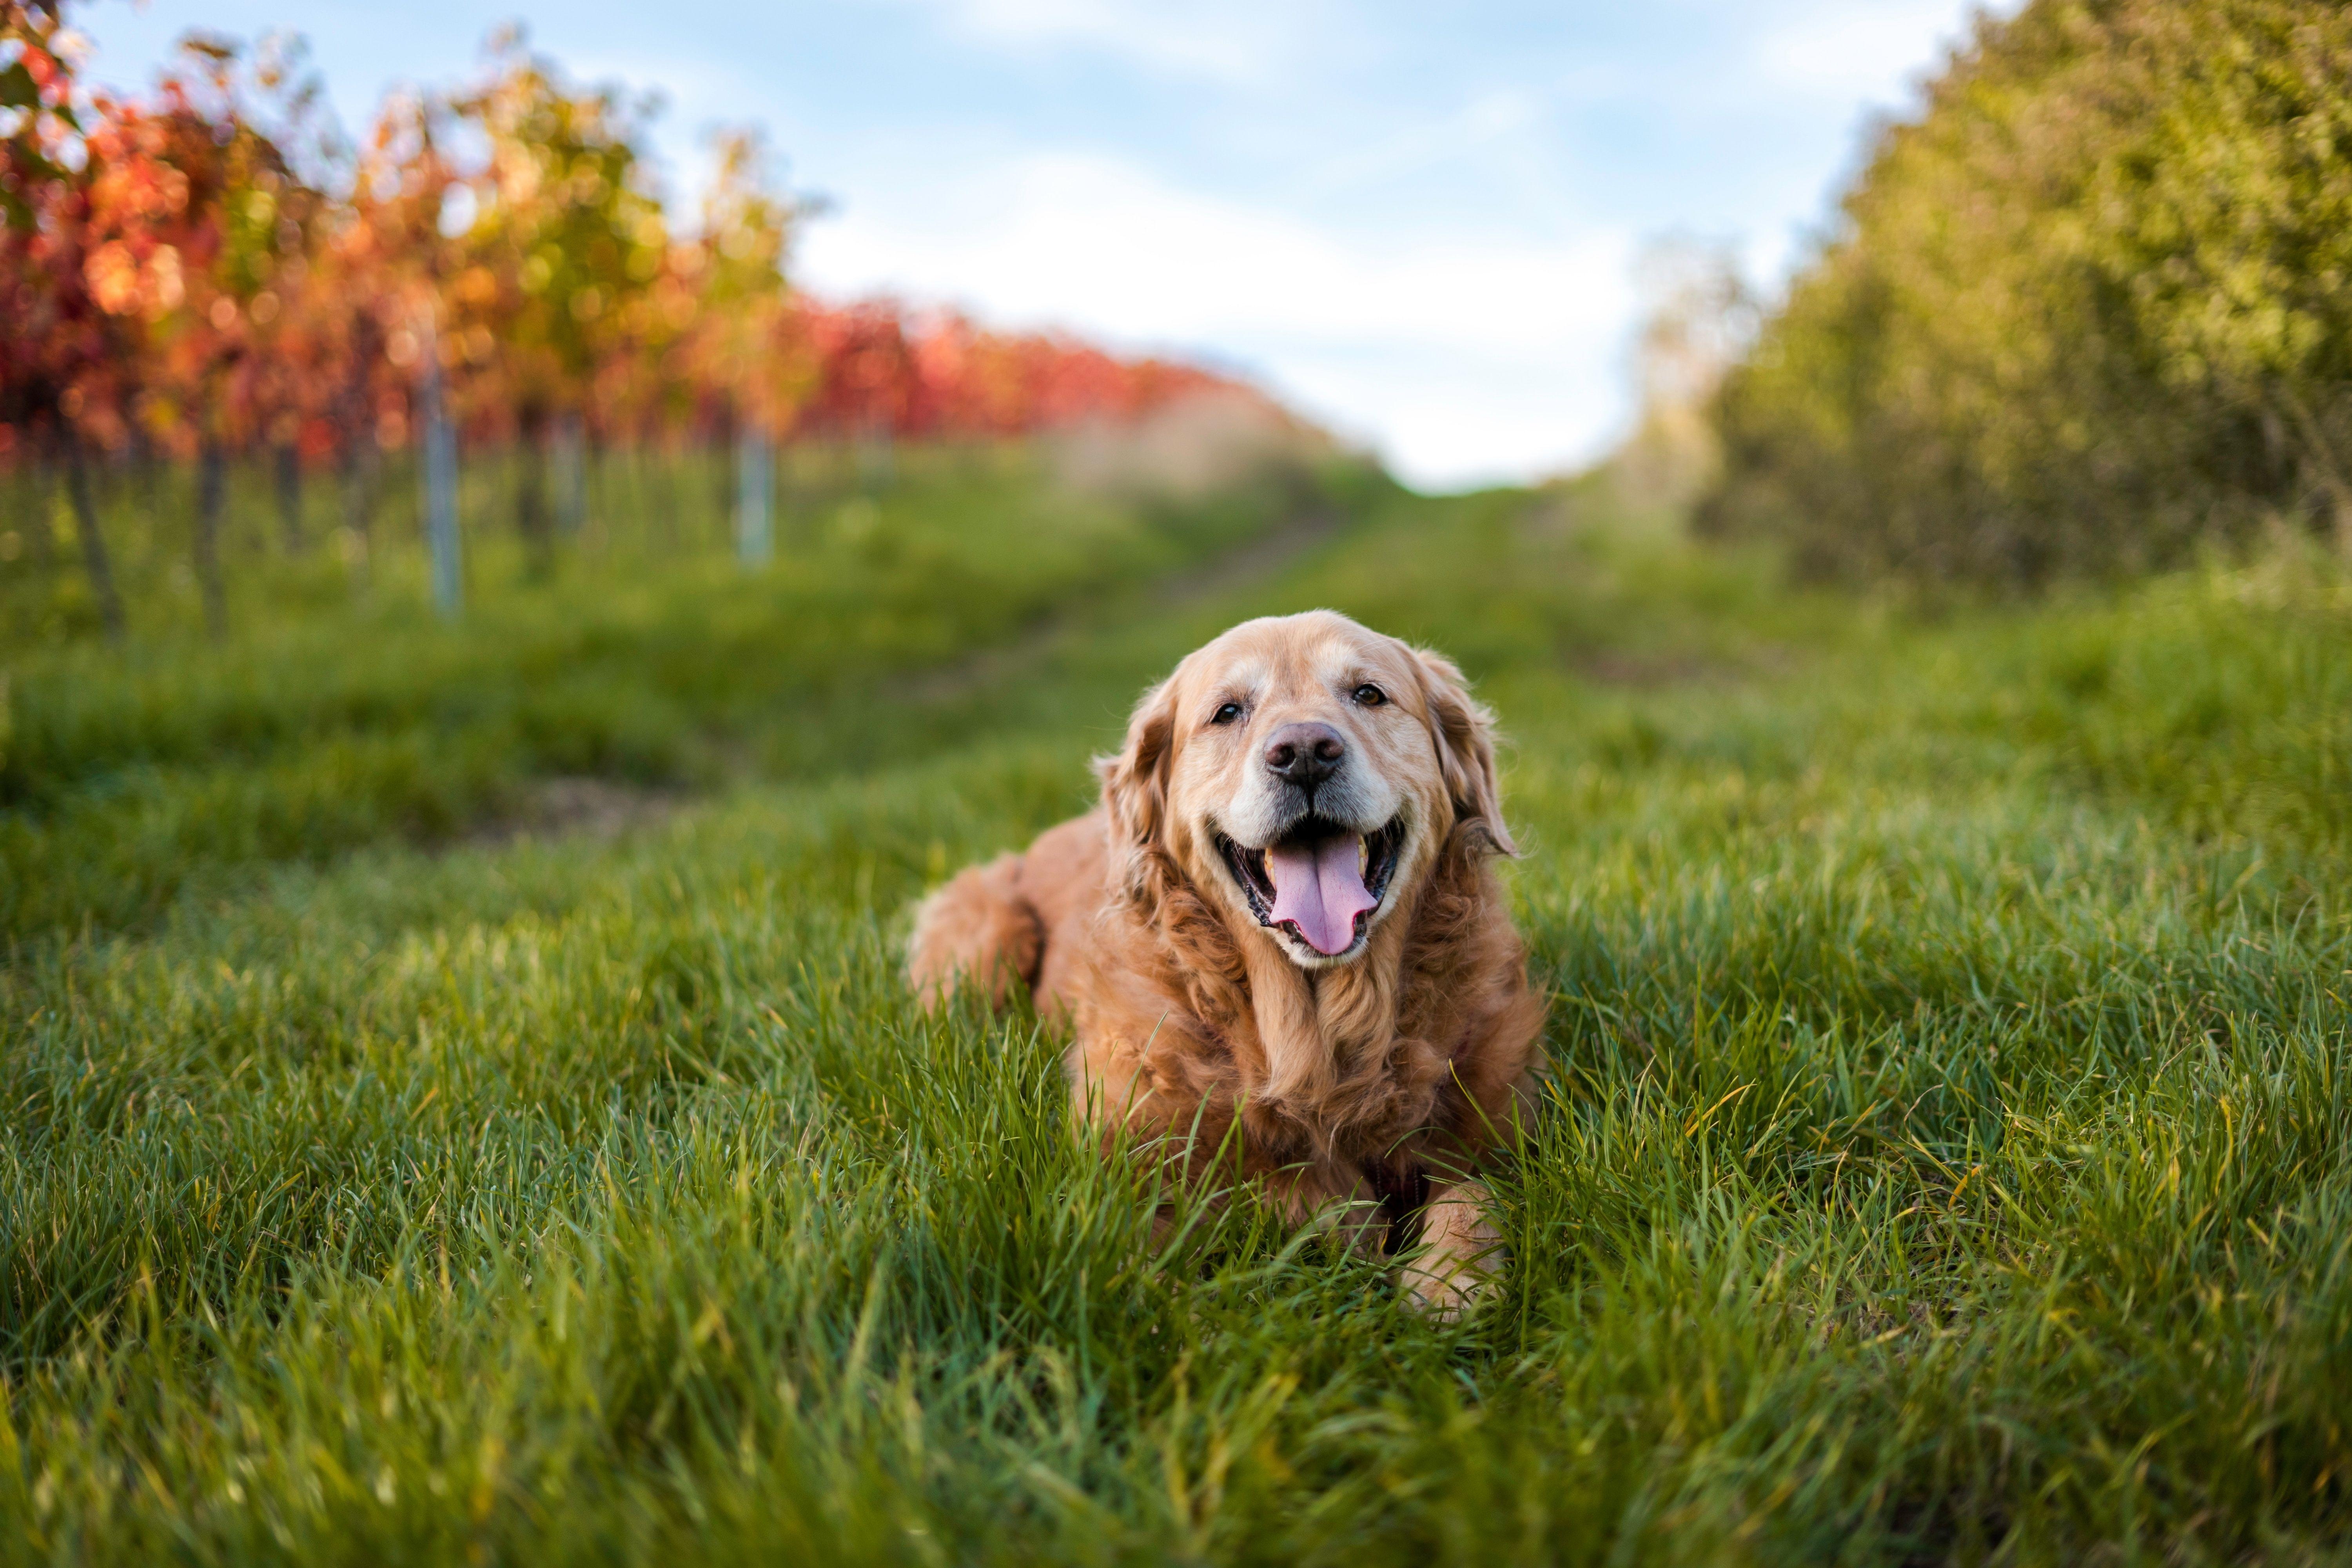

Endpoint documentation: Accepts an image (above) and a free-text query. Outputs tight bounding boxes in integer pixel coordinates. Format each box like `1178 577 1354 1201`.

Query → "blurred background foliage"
0 0 1296 643
1699 0 2352 585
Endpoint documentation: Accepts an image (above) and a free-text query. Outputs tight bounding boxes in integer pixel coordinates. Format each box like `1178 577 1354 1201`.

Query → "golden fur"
908 610 1546 1310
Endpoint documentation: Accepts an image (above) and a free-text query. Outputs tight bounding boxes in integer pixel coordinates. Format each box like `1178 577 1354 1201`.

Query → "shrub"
1700 0 2352 584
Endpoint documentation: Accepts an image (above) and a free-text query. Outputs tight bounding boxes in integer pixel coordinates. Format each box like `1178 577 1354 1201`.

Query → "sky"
73 0 2003 489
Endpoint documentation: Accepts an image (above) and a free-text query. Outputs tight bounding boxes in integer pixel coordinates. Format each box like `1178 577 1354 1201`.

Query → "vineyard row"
2 5 1282 637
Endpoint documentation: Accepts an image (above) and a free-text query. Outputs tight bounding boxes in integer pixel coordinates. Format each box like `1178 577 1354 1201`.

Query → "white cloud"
1305 87 1545 197
1278 348 1629 490
1755 0 1991 106
876 0 1323 85
797 152 1636 488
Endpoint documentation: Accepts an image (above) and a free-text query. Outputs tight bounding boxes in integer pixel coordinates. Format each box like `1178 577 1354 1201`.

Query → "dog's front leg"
1296 1173 1387 1258
1398 1178 1504 1317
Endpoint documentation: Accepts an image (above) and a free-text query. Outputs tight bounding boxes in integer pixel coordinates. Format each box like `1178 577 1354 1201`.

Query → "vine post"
736 424 773 566
420 332 461 616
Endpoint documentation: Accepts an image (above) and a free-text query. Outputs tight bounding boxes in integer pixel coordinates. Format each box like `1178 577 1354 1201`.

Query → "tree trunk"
553 412 586 538
196 438 227 639
637 445 664 550
276 442 305 554
638 443 668 550
713 426 734 547
65 433 125 641
132 429 160 521
335 335 379 589
583 433 606 550
21 444 55 566
858 421 895 489
341 435 376 591
515 409 554 579
2272 382 2352 556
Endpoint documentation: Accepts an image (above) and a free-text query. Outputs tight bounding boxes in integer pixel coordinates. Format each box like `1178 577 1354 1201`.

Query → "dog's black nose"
1264 722 1345 790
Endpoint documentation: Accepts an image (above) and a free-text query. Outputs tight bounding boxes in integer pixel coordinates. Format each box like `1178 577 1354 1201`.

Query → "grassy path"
5 479 2352 1563
0 451 1364 939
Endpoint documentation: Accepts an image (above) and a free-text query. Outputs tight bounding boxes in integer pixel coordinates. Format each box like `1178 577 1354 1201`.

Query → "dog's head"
1098 610 1513 969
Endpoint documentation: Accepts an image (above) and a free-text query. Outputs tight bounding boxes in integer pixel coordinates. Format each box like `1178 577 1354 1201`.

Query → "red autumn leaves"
0 5 1255 471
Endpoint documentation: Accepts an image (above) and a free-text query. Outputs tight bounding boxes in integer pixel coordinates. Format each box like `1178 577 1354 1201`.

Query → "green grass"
4 458 2351 1563
1 443 1358 938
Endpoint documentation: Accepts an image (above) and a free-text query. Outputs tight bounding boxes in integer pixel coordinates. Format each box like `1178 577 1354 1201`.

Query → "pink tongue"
1265 834 1376 956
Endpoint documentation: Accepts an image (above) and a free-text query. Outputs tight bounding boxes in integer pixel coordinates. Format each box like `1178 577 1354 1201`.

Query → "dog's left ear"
1411 648 1517 856
1095 675 1181 897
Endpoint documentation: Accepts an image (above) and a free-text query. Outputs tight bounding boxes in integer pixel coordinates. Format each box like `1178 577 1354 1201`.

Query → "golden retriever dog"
907 610 1546 1311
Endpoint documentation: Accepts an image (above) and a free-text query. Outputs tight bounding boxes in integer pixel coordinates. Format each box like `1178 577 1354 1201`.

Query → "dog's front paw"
1397 1181 1503 1319
1399 1255 1487 1318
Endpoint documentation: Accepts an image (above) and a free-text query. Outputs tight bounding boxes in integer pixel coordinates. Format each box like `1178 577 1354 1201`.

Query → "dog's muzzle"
1216 814 1406 958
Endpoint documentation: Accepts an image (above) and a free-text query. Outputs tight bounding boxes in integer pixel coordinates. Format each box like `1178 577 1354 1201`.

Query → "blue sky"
74 0 2002 488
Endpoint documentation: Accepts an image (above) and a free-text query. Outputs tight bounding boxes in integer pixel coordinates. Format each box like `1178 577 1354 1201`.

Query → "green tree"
1703 0 2352 583
441 28 664 571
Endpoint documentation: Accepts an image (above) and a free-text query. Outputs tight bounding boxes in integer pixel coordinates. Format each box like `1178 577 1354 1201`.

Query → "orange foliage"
0 9 1263 466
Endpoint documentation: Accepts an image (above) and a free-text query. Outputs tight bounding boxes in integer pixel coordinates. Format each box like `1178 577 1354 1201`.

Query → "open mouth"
1216 814 1406 958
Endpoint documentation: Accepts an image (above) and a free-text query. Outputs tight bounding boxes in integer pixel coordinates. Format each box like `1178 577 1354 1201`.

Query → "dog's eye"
1211 702 1243 726
1352 684 1388 708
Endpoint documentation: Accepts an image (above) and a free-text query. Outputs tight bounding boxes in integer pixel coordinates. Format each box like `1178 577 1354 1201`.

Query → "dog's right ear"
1095 675 1180 897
